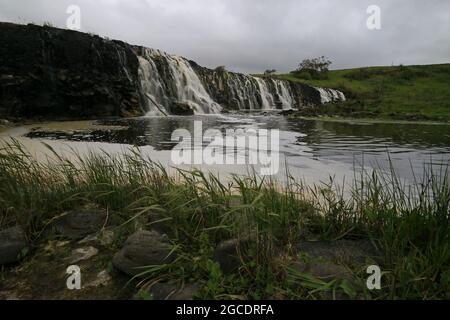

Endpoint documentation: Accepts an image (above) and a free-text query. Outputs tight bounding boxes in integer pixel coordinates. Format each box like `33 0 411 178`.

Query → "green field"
276 64 450 122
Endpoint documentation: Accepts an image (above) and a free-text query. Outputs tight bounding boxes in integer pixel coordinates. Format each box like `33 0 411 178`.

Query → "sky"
1 0 449 74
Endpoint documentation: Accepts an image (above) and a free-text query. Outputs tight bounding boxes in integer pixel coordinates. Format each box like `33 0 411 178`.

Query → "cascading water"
227 75 260 110
167 54 222 114
138 48 221 115
137 47 345 115
272 79 294 110
314 87 346 104
137 53 171 116
254 77 275 110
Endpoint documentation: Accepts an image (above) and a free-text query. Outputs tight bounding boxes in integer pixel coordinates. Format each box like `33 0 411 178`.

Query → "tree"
296 56 332 73
215 66 226 72
263 69 277 77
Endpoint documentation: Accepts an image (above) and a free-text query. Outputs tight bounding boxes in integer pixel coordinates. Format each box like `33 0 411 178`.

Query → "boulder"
0 226 28 265
55 209 110 240
290 239 379 282
295 239 379 266
213 238 252 274
112 230 175 276
170 101 195 115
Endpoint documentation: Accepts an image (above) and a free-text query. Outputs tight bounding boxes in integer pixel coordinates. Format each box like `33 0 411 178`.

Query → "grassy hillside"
276 64 450 122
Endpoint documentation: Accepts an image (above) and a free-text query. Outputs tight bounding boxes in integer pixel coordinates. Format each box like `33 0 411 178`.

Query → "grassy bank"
277 63 450 122
0 141 449 299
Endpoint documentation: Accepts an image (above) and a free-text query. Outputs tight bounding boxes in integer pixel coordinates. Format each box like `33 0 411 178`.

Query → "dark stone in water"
0 226 28 265
171 101 195 115
112 230 175 276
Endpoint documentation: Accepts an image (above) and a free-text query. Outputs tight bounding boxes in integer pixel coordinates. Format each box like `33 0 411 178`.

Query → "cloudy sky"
1 0 449 73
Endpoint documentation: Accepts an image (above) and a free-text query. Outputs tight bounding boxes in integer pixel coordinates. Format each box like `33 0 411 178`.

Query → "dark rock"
112 230 175 276
295 239 379 266
0 22 141 120
289 239 379 283
170 101 195 115
279 109 295 116
290 260 350 281
55 209 110 240
0 22 340 121
213 238 252 274
148 282 198 300
0 226 28 265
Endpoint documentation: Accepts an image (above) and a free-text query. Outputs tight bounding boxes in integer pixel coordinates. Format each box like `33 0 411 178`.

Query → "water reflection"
25 115 450 182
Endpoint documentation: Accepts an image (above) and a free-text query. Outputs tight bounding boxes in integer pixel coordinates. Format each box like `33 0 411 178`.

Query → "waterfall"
272 79 294 110
255 77 274 110
167 54 222 114
138 48 221 115
137 55 170 116
227 75 260 110
314 87 347 104
137 47 345 115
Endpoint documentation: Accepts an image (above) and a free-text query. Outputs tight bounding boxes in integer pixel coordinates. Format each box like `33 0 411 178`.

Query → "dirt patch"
0 237 135 300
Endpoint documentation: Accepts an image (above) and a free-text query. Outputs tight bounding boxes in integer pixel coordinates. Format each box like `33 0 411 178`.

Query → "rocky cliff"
0 22 141 120
0 22 345 120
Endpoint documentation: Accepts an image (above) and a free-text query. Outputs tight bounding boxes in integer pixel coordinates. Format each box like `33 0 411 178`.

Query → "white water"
138 48 221 116
254 77 274 110
227 76 260 110
272 79 294 110
314 87 347 104
137 53 170 116
137 47 345 114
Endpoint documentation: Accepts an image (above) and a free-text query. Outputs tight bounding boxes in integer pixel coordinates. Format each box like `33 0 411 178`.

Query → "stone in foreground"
213 238 253 274
112 230 174 276
0 226 28 265
55 209 110 240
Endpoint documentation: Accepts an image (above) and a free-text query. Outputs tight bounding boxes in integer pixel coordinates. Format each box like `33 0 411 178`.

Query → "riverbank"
275 63 450 122
0 142 448 300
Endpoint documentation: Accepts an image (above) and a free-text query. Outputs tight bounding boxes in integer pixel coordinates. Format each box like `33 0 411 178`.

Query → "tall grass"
0 141 448 299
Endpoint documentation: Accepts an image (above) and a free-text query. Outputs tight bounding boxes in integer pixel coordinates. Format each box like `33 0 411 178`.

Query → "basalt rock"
0 226 28 265
213 238 253 274
112 230 175 276
0 22 345 120
0 22 142 120
55 209 112 240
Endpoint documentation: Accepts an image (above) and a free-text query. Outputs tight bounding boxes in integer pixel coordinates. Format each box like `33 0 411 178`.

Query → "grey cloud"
0 0 449 73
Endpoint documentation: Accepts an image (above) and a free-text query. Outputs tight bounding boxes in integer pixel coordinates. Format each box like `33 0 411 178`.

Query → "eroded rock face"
0 22 142 120
112 230 175 276
0 226 28 265
0 22 344 120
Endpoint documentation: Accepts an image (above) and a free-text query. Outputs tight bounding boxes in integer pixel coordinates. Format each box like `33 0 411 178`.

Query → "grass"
0 140 449 299
275 64 450 122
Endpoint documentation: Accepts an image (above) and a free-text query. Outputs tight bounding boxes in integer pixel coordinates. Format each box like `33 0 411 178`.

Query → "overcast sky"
1 0 449 73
